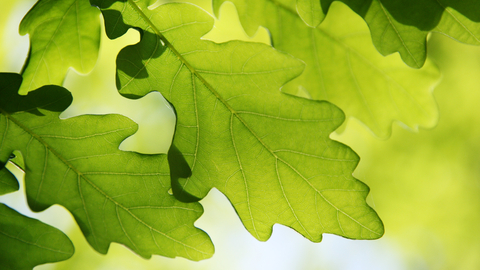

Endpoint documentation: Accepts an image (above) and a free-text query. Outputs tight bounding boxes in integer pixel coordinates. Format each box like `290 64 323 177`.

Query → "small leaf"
0 73 213 260
0 203 74 270
295 0 480 68
19 0 101 94
94 1 383 241
214 0 440 138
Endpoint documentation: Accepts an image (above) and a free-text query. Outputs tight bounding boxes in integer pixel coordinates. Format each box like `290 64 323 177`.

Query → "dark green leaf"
0 203 74 270
0 167 19 196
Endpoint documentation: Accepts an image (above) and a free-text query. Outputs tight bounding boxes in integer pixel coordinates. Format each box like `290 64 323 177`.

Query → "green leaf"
94 1 383 241
0 203 74 270
295 0 480 68
1 77 22 197
0 157 19 195
19 0 101 94
297 0 323 27
214 0 440 138
0 166 19 196
0 73 213 260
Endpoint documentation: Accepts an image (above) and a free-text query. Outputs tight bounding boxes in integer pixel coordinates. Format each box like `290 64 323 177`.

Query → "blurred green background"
2 0 480 269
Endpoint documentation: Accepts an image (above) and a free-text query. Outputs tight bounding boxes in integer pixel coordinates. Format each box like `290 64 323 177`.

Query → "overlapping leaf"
0 73 213 260
0 163 18 195
93 0 383 241
214 0 440 138
294 0 480 68
0 151 72 270
0 203 74 270
19 0 101 94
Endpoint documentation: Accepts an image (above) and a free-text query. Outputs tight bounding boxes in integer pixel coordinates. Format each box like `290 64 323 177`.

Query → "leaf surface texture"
19 0 101 94
0 73 213 261
0 165 18 196
93 0 384 241
0 203 74 270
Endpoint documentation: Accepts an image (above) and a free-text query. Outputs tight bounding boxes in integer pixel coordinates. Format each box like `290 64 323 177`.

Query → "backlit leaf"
297 0 323 27
0 203 74 270
0 157 19 195
93 0 384 241
0 170 18 196
295 0 480 68
19 0 101 94
214 0 440 138
0 73 213 261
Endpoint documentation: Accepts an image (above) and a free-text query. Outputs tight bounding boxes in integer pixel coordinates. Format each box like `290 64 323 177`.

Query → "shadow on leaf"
320 0 480 32
116 31 167 89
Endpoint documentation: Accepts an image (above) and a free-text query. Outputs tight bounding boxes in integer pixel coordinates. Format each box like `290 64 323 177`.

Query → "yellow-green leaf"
93 0 384 241
214 0 440 138
295 0 480 68
0 203 74 270
0 73 213 261
19 0 101 94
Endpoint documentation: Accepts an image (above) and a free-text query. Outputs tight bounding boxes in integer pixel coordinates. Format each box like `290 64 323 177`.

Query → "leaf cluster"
1 0 478 268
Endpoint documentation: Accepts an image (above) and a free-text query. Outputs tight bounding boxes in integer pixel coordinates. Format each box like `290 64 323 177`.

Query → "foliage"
19 0 101 94
0 203 73 270
213 0 441 137
295 0 480 68
1 0 479 268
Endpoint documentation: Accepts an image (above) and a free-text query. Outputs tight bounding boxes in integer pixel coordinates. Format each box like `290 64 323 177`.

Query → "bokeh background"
2 0 480 269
